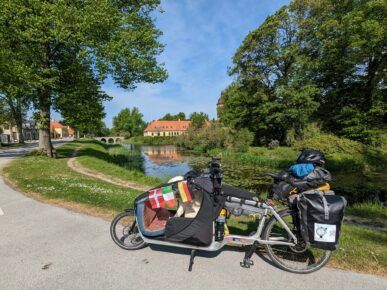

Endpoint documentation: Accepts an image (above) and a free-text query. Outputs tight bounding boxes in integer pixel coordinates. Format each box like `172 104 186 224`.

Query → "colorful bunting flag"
149 188 164 209
178 181 192 202
162 185 176 209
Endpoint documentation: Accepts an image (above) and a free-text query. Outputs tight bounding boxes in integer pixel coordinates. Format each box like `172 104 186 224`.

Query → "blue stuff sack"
289 163 314 179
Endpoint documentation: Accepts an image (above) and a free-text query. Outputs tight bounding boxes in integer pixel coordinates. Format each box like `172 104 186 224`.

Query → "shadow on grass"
57 140 145 173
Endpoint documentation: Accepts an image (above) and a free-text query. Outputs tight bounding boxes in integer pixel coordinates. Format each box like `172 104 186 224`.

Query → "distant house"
50 120 75 139
143 120 191 137
0 120 39 143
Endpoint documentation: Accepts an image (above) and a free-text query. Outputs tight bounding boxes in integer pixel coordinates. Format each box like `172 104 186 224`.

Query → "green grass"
333 224 387 275
346 202 387 221
4 142 141 211
76 140 163 187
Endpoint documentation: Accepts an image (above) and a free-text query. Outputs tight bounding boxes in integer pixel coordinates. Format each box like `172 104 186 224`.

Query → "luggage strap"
321 195 329 220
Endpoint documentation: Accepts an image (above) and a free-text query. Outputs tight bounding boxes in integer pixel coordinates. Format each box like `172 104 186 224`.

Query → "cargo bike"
111 158 346 273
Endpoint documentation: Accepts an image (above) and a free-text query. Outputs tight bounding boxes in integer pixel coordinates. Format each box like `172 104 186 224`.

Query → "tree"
290 0 386 144
160 112 186 120
112 107 146 137
223 6 319 144
0 0 167 156
0 93 29 144
0 31 33 144
220 0 386 145
189 112 209 129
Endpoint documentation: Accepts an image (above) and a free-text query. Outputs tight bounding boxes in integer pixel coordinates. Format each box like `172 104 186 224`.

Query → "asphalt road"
0 143 386 290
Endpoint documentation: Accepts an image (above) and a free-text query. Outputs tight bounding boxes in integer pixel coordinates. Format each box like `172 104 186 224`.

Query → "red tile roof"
144 120 191 132
50 121 64 129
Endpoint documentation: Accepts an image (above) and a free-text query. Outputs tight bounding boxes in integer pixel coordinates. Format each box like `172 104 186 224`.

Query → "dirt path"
67 148 149 192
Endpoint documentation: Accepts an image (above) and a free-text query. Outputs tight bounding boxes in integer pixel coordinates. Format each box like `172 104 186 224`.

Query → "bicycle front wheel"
263 209 332 274
110 210 146 250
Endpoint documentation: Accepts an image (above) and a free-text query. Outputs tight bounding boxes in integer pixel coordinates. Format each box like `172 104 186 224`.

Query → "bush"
177 124 254 152
292 133 364 155
28 149 47 156
126 136 175 146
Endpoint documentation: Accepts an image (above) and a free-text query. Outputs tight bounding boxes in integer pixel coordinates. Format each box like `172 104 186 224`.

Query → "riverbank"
2 140 386 275
127 135 387 203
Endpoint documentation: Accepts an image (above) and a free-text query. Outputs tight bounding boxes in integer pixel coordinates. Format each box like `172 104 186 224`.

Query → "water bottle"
215 209 227 241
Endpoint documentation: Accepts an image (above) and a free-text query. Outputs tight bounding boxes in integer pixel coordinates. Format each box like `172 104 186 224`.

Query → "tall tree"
189 112 209 129
290 0 386 144
0 0 167 156
223 6 319 144
220 0 385 145
0 29 33 144
160 112 186 121
112 107 146 137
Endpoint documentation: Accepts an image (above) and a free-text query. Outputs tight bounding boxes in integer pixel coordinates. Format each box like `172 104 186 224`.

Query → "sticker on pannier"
314 223 336 243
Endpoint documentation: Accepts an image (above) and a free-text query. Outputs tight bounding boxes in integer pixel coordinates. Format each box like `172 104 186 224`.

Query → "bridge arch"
108 138 114 144
100 138 107 143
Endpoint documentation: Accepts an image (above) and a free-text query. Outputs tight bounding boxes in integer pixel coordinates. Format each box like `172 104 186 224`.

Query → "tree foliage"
112 107 146 137
189 112 209 129
177 123 254 152
219 0 386 145
0 0 167 155
160 112 186 121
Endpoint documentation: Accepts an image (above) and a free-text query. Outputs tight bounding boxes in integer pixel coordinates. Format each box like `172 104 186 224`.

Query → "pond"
119 144 386 203
121 144 207 179
119 144 274 194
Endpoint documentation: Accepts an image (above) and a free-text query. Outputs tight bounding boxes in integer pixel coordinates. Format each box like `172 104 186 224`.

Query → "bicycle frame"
137 201 298 252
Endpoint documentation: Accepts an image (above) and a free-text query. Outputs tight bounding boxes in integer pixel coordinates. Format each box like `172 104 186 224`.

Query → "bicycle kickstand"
240 242 258 268
188 249 197 272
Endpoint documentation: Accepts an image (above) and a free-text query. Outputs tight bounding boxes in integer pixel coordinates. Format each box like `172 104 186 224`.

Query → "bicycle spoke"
264 210 331 273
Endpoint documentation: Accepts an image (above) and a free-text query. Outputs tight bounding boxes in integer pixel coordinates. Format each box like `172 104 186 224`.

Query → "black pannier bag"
297 192 346 250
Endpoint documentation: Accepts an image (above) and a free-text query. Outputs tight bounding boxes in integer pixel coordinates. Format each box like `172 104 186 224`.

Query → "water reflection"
142 146 181 164
122 144 195 179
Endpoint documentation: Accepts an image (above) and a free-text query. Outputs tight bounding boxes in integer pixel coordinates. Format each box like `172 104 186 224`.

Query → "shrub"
28 149 47 156
177 124 254 152
292 133 364 155
126 136 175 146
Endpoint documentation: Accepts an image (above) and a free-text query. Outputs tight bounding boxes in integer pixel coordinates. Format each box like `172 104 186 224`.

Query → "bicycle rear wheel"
263 209 332 274
110 210 145 250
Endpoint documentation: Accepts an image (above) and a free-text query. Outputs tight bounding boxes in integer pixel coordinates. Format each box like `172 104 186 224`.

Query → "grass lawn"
346 202 387 227
3 142 141 212
76 140 163 187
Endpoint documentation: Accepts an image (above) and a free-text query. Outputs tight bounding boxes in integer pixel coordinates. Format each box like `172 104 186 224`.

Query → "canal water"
119 144 385 202
121 144 207 179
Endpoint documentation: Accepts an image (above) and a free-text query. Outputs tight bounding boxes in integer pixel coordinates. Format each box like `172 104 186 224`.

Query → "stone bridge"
94 136 125 144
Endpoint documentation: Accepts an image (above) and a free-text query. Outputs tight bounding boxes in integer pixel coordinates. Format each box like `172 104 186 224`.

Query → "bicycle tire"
110 210 146 250
263 209 332 274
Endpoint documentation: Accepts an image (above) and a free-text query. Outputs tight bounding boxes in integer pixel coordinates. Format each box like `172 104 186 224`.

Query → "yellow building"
143 120 191 137
50 120 75 139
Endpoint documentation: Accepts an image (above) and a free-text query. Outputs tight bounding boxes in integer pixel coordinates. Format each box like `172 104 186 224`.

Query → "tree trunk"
38 99 54 157
16 120 25 144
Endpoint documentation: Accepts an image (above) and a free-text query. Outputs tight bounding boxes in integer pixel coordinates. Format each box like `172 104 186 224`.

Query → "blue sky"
63 0 291 127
